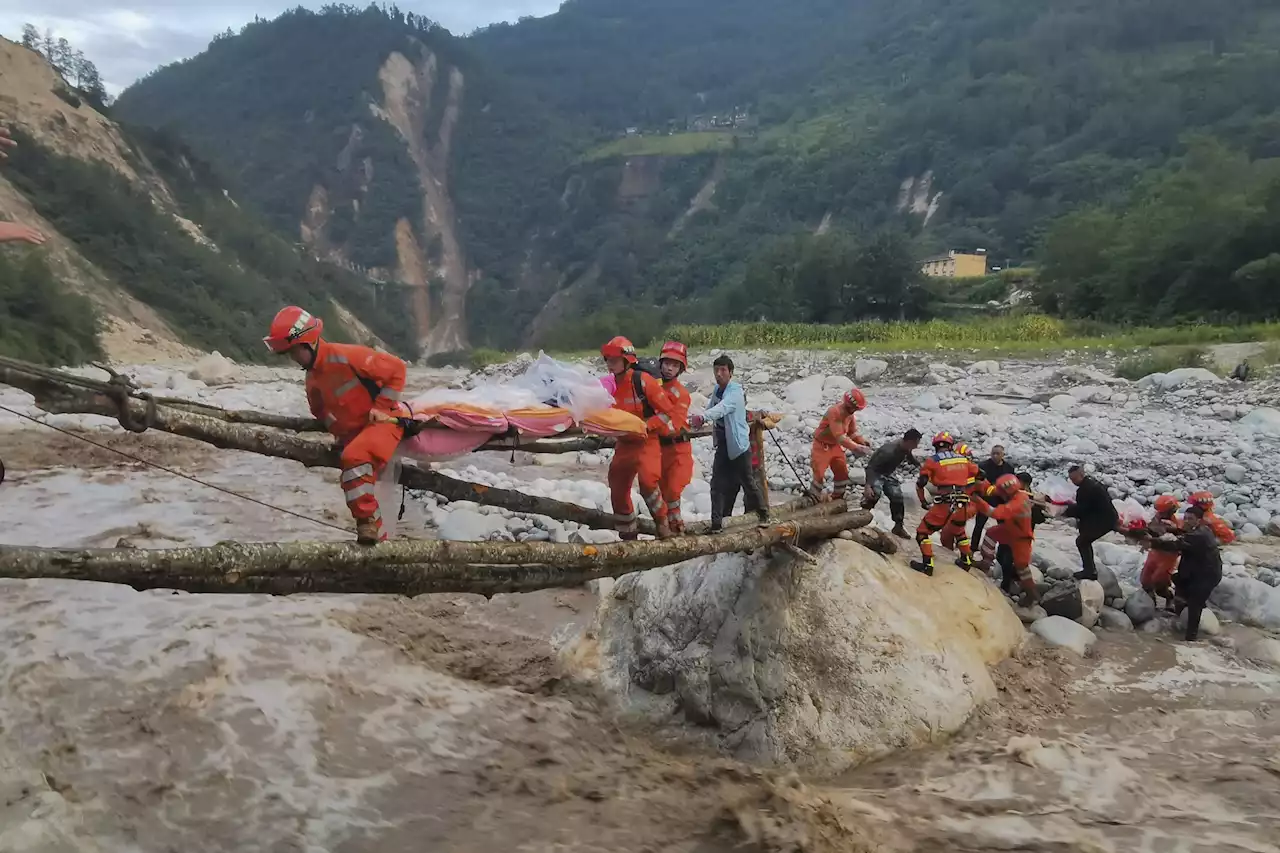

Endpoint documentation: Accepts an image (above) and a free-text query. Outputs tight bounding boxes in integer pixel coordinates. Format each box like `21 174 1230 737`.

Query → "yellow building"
921 250 988 278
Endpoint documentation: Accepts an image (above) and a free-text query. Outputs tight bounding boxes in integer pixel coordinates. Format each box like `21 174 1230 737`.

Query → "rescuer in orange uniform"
652 341 694 534
1187 490 1236 545
970 474 1042 607
810 388 871 501
912 431 979 576
1140 495 1183 609
264 306 406 545
602 336 675 540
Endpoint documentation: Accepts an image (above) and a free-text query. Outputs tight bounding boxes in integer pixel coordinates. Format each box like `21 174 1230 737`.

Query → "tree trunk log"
0 511 872 597
0 363 815 535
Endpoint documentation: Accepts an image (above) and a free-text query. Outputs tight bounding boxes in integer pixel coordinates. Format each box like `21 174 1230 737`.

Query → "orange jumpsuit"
810 405 867 499
306 341 406 540
1141 513 1183 595
915 451 980 567
971 489 1038 597
1206 511 1236 545
651 377 693 533
609 367 674 538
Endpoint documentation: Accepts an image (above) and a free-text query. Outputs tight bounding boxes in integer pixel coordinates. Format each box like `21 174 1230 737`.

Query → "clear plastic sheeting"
376 455 403 541
1040 474 1077 505
405 353 613 424
506 353 614 422
1115 497 1149 532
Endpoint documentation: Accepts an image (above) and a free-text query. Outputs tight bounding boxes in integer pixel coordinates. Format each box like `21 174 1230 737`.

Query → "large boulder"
854 359 889 382
187 351 238 386
1078 579 1106 629
1095 564 1124 601
1240 407 1280 438
1153 367 1221 390
1041 581 1084 621
1125 590 1158 625
1030 616 1097 656
1210 577 1280 632
823 375 855 396
784 375 827 411
571 542 1025 774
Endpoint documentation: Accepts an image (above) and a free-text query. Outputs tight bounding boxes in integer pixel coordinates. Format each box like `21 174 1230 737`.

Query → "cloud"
0 1 561 95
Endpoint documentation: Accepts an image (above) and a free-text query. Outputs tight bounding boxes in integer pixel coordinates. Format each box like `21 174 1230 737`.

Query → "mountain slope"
113 1 1280 349
0 36 418 364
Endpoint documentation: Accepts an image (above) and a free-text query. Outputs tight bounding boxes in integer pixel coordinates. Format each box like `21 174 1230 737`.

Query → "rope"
767 429 819 501
0 403 352 535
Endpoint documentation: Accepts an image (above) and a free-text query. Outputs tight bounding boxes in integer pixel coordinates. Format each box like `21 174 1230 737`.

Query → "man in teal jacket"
692 355 770 532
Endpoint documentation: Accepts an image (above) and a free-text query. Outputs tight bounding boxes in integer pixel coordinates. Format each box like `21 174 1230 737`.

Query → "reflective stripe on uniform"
666 500 681 510
658 414 673 429
378 387 400 401
344 483 375 503
334 379 362 398
342 464 375 483
327 354 349 365
324 413 337 426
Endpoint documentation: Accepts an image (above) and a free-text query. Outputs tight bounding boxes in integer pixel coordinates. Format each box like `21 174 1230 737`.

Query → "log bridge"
0 356 892 597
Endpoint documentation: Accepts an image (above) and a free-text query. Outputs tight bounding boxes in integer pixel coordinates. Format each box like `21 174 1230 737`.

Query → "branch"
0 511 872 597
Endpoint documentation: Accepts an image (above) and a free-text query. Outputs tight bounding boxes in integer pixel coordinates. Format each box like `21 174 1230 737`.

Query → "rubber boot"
620 531 639 542
910 559 935 577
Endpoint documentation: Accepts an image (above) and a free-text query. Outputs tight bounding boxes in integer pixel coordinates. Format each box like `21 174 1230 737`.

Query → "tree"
20 23 39 49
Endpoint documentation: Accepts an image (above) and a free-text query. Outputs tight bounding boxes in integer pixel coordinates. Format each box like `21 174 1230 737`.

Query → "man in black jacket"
1154 506 1223 641
972 444 1017 544
1063 465 1119 581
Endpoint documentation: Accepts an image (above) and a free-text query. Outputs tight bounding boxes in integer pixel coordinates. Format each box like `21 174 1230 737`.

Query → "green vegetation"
583 133 735 162
1039 139 1280 322
1115 347 1210 380
113 0 1280 351
669 318 1280 354
3 127 418 362
0 249 102 366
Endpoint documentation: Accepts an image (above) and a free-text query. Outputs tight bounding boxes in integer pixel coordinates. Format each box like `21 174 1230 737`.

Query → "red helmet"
659 340 688 369
1189 490 1215 510
1154 495 1180 515
843 388 867 411
954 442 973 459
264 306 322 353
932 431 955 448
601 336 638 365
995 474 1021 496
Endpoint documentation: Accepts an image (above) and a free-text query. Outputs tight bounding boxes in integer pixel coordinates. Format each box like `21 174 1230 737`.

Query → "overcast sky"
0 1 562 95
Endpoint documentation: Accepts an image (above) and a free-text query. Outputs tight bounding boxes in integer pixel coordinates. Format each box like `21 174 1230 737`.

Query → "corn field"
667 316 1068 349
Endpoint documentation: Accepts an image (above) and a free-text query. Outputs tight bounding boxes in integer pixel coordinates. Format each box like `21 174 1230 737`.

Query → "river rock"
973 400 1014 417
784 375 826 410
188 351 238 386
437 509 512 542
1095 564 1124 601
1237 635 1280 666
1049 395 1076 413
1244 508 1271 527
1174 607 1221 637
823 375 854 396
855 359 888 382
1125 591 1158 625
1224 463 1248 484
1211 577 1280 631
1041 581 1083 621
969 360 1000 375
913 391 941 411
1078 579 1105 628
1030 616 1098 656
1240 523 1264 541
574 542 1024 774
1098 608 1134 631
1239 407 1280 437
1155 368 1221 390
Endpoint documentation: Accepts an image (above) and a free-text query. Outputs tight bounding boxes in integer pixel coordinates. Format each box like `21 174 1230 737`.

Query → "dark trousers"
972 512 991 546
997 545 1019 596
863 475 905 526
1179 579 1220 640
711 442 767 529
1076 527 1109 579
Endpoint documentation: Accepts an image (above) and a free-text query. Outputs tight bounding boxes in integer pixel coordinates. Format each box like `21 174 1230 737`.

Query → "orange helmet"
995 474 1021 496
1154 495 1180 515
843 388 867 411
1189 490 1215 510
264 306 322 353
601 336 638 364
659 340 688 369
954 442 973 459
932 431 955 448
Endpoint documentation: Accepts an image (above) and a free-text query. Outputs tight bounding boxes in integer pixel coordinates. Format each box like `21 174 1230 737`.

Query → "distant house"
921 249 988 278
625 127 639 137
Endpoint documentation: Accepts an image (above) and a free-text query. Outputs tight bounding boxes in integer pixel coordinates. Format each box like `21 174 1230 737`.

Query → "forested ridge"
110 0 1280 350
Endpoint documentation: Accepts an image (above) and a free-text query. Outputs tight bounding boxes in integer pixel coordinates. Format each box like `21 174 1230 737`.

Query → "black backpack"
631 357 663 418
